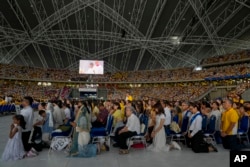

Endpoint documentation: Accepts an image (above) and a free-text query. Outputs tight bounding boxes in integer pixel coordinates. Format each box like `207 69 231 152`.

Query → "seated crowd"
1 50 250 83
1 92 250 161
201 50 250 65
107 84 212 101
0 82 71 103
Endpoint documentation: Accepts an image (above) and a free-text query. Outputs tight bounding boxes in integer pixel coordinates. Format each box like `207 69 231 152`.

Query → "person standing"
53 100 65 129
125 92 133 103
221 99 247 151
2 115 26 161
161 100 172 136
20 96 34 152
181 101 191 125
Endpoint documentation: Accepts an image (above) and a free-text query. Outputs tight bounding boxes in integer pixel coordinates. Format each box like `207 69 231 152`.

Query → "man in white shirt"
62 103 71 120
93 61 104 74
86 62 95 74
117 106 140 154
20 96 34 151
161 100 172 136
53 100 65 129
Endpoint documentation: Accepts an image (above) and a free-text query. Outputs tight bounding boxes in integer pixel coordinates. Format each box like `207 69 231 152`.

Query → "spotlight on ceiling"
169 36 181 45
194 66 202 71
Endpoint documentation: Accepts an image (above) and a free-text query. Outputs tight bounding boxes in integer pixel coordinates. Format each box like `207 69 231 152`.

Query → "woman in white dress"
148 102 181 152
2 115 26 161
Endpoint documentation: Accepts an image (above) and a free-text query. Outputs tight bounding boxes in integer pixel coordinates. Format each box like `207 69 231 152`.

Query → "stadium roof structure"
0 0 250 72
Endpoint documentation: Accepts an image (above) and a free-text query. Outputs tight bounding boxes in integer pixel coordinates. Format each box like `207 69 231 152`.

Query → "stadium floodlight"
194 66 202 71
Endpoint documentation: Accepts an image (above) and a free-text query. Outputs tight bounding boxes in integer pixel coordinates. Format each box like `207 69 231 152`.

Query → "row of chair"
0 104 16 115
49 113 249 152
0 103 40 116
90 114 149 150
31 103 39 110
170 114 249 145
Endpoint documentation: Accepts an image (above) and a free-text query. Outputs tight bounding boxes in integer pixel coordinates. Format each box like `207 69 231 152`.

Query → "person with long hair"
69 101 97 157
2 115 26 161
147 102 181 152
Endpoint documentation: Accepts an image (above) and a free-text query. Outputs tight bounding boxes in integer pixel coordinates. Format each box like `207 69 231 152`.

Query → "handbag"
170 121 181 133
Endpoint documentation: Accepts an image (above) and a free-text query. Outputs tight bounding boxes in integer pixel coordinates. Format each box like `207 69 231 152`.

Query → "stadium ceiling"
0 0 250 72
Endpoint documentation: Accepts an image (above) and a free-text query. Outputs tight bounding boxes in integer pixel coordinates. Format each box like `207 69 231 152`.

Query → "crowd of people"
1 60 250 84
108 84 212 101
1 93 250 161
0 82 71 102
1 49 250 162
201 50 250 65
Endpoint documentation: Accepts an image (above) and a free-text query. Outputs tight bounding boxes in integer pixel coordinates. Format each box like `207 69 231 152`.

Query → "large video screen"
79 60 104 75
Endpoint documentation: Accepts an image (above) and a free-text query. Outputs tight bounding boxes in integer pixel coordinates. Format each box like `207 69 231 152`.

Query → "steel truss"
0 0 249 72
184 0 244 64
1 0 98 64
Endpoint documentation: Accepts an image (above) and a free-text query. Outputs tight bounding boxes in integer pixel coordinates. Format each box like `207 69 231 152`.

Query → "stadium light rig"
194 66 202 71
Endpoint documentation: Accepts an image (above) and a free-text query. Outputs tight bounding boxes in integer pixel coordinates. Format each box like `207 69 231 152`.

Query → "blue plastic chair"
171 116 189 144
237 116 249 144
172 115 179 123
3 105 8 113
202 115 208 132
10 105 15 112
0 105 3 114
91 115 114 147
204 115 216 144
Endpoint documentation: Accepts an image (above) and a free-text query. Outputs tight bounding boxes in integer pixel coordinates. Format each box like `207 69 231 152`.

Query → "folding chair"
202 115 208 132
204 115 216 145
171 116 189 145
49 127 74 153
0 105 3 115
128 114 149 150
237 116 249 144
91 115 114 148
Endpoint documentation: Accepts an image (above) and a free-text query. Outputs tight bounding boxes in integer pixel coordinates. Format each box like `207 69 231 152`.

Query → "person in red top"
91 103 109 128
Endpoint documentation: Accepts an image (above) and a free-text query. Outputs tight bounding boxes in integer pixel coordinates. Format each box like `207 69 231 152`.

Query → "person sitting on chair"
117 106 140 154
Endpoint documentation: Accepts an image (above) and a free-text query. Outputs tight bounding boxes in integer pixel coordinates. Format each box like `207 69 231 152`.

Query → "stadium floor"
0 114 229 167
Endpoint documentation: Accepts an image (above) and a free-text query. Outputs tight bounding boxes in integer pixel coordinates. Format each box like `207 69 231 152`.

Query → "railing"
193 85 238 101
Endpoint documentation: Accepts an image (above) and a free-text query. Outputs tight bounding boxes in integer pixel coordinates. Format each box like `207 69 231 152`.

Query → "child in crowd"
31 110 46 143
2 115 26 161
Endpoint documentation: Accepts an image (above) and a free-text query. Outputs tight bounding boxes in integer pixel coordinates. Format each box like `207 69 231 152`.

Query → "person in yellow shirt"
125 92 133 102
0 97 7 105
112 102 123 128
221 99 248 151
119 100 126 120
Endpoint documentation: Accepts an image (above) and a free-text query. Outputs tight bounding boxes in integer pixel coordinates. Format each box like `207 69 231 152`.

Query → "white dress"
1 126 26 161
147 114 170 152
